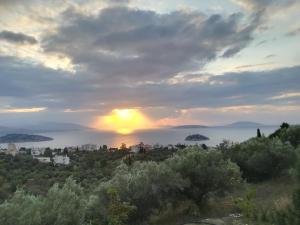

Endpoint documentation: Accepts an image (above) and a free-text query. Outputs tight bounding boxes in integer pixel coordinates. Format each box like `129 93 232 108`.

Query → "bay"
0 126 278 149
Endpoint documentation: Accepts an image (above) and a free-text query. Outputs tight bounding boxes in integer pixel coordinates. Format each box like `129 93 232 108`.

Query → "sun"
94 108 153 134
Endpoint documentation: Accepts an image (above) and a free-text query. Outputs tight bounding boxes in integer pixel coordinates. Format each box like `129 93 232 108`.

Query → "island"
185 134 209 141
173 125 209 129
0 134 53 143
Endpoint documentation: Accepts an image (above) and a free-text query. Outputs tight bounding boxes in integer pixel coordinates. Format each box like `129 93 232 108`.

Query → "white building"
130 143 153 153
33 156 51 163
31 148 46 156
7 143 18 156
81 144 97 151
130 145 140 153
53 155 70 165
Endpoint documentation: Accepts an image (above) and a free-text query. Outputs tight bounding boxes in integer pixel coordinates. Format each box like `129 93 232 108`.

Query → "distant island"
185 134 209 141
172 121 277 129
173 125 209 129
0 134 53 143
223 121 269 128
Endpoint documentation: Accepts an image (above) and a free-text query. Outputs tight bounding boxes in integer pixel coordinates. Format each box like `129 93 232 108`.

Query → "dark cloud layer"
0 30 37 45
0 55 299 112
43 7 261 82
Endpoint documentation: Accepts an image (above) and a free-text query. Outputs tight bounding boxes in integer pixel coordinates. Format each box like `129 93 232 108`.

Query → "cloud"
265 54 276 58
269 92 300 100
0 107 47 113
0 53 299 124
158 103 300 126
0 30 37 45
1 55 300 111
231 0 298 10
234 62 274 70
286 27 300 36
42 6 261 82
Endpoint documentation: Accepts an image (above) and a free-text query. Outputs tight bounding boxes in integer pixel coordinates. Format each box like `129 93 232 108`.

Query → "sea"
0 126 279 149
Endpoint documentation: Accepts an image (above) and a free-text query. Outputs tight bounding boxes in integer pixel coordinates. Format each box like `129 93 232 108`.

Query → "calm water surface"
1 126 278 149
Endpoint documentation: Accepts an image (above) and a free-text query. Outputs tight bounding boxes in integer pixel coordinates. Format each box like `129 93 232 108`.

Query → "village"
0 142 187 165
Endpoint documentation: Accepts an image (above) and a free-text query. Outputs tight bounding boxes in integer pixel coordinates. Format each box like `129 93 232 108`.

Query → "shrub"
106 187 135 225
93 161 188 222
0 177 87 225
41 177 87 225
269 123 300 148
226 137 296 181
234 188 257 218
90 147 241 223
281 125 300 148
0 190 43 225
166 147 241 204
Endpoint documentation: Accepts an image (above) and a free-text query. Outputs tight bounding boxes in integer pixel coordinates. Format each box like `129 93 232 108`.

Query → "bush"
0 190 43 225
0 177 87 225
226 137 296 181
281 125 300 148
166 147 241 204
93 161 188 222
105 187 135 225
234 188 257 218
90 147 241 223
269 123 300 148
41 177 87 225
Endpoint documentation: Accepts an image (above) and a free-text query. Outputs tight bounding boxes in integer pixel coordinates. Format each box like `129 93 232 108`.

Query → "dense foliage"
0 151 127 201
0 178 86 225
222 137 296 181
166 147 241 204
269 123 300 148
89 148 241 224
0 147 241 225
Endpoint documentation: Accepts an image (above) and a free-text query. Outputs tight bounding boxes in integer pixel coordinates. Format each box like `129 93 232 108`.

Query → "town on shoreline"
0 142 208 166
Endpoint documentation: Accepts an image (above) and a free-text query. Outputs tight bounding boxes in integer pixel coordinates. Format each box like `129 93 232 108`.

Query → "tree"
227 137 296 181
257 128 262 138
269 123 300 148
0 178 87 225
0 190 43 225
44 148 53 157
166 147 241 204
41 177 87 225
281 125 300 148
106 187 135 225
120 143 127 151
269 122 290 139
103 145 108 151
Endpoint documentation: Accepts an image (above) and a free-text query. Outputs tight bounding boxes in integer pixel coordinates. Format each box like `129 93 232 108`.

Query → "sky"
0 0 299 128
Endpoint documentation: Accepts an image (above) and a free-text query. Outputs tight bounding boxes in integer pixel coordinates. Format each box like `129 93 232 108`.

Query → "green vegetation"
222 136 296 181
269 123 300 148
0 122 299 225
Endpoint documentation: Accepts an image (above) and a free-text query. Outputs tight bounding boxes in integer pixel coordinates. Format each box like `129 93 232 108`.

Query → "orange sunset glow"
94 109 153 134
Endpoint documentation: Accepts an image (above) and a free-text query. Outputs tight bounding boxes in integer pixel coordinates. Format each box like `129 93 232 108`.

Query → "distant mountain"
0 126 31 135
173 125 209 129
222 121 275 128
24 122 91 133
170 121 277 129
0 122 91 134
0 134 53 143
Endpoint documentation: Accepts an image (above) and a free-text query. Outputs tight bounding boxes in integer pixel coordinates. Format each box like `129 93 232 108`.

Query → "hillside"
0 133 53 143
